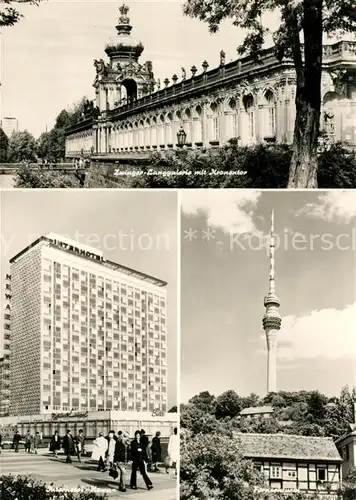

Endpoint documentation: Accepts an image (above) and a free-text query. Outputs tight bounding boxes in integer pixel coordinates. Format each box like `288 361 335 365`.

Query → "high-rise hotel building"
9 234 167 416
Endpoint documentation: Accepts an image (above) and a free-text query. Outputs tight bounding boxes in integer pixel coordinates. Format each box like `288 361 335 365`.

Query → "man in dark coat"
140 429 152 471
12 431 21 452
50 431 61 458
151 431 162 472
75 429 85 463
130 430 153 490
113 431 128 492
62 429 75 463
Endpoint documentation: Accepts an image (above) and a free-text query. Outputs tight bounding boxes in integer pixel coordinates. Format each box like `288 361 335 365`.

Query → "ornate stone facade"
65 5 356 158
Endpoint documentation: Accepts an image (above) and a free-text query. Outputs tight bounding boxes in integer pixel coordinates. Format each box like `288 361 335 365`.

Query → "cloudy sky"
1 0 280 137
181 190 356 402
0 190 178 408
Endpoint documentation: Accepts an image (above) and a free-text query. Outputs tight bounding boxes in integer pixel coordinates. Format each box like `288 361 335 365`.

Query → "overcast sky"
1 0 279 137
181 190 356 403
0 189 178 408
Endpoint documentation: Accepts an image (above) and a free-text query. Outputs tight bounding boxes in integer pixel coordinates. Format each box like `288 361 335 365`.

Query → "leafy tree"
181 404 233 436
0 0 45 28
215 390 243 419
318 143 356 188
305 391 328 423
180 430 264 500
14 164 81 188
188 391 217 413
36 98 89 163
183 0 356 188
342 468 356 500
7 130 37 162
168 405 177 413
236 415 283 434
241 393 261 409
0 127 9 161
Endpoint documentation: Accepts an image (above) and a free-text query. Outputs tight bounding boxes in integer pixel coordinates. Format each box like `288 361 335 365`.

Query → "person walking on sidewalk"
76 429 85 463
49 431 61 458
113 431 129 492
92 431 108 472
166 427 178 476
33 432 41 454
24 430 32 453
151 431 162 472
12 431 21 453
130 430 153 491
63 429 75 464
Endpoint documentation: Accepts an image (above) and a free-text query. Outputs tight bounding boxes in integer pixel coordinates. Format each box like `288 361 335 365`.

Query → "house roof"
240 406 274 416
234 432 342 462
335 423 356 444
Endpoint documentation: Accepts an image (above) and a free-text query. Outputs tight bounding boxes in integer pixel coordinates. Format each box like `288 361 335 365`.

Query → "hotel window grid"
10 243 167 415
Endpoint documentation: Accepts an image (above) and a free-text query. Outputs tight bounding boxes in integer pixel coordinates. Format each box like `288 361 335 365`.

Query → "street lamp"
177 126 187 147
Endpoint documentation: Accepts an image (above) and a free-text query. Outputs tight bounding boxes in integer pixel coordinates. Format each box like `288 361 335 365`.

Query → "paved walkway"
0 450 176 499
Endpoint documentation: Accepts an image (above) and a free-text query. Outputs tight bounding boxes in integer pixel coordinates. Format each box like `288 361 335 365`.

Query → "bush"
0 475 109 500
14 165 81 188
125 142 356 189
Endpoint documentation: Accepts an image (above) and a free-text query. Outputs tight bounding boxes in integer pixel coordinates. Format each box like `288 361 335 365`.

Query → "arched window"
264 90 276 138
226 98 238 140
144 118 150 147
210 102 219 141
166 113 173 145
243 95 255 141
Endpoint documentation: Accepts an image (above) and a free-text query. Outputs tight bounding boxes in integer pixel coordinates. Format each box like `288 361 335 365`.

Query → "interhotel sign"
51 411 89 421
48 238 104 263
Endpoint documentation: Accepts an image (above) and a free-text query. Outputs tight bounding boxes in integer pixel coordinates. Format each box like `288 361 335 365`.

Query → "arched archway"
322 91 342 142
121 79 138 104
242 94 255 143
262 89 276 139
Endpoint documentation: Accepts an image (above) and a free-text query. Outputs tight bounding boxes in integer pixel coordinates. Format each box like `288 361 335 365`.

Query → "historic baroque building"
65 4 356 159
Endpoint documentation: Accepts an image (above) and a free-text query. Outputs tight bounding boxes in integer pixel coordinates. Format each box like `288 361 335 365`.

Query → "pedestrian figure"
12 431 21 453
49 430 61 458
76 429 85 463
130 430 153 490
24 430 32 453
62 429 75 463
33 431 41 454
92 431 108 472
0 433 2 454
166 427 178 476
140 429 152 471
113 431 128 492
151 431 162 472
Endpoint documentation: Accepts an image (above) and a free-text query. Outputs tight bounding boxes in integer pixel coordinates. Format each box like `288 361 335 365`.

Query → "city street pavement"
0 449 176 499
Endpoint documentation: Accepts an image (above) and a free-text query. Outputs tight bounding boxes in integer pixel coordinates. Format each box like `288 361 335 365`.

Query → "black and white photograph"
0 190 178 500
1 0 356 498
1 0 355 189
180 190 356 499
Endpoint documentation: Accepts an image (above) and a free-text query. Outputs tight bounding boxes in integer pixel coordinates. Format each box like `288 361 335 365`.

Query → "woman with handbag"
130 430 153 490
49 431 61 458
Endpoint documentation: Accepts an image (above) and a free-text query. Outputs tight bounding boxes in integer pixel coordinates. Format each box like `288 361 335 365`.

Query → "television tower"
262 211 281 393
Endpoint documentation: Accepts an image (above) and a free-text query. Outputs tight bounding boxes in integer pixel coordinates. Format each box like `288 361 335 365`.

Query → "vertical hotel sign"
47 237 104 263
